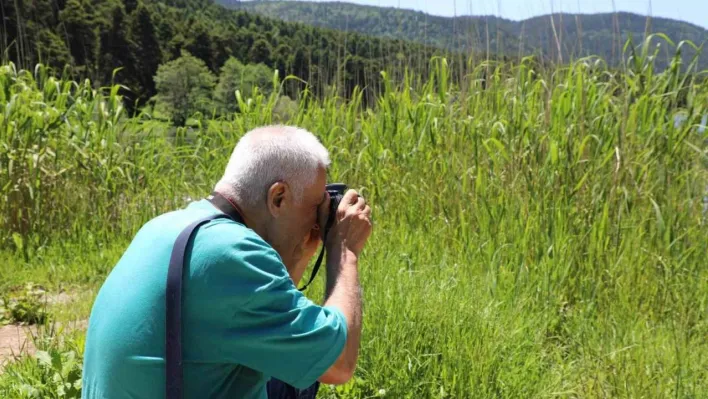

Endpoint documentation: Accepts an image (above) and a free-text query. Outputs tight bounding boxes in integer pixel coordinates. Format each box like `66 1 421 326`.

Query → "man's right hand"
318 189 370 385
326 189 372 258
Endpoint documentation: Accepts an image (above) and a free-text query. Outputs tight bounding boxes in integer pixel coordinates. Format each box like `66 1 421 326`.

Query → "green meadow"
1 46 707 397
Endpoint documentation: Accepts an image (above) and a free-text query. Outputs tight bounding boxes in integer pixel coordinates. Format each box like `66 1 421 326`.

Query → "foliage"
215 57 275 115
154 51 217 126
231 1 708 70
272 95 299 123
0 63 138 250
0 326 83 398
1 49 708 396
1 0 449 109
0 283 48 326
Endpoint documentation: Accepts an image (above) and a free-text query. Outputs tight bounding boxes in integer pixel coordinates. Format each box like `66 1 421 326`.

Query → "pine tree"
100 5 136 85
130 4 162 102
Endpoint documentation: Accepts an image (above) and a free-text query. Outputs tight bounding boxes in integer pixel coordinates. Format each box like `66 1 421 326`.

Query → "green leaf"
650 198 665 234
550 140 559 165
62 351 77 376
12 232 24 252
35 350 52 367
485 137 510 162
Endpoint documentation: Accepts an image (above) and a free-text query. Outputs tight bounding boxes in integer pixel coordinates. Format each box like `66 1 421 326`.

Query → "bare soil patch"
0 320 88 372
0 289 88 372
0 324 37 370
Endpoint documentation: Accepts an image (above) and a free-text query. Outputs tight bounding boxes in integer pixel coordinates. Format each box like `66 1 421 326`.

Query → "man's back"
82 199 347 399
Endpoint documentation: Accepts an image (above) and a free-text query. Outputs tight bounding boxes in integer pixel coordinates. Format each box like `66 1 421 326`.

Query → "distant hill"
223 1 708 69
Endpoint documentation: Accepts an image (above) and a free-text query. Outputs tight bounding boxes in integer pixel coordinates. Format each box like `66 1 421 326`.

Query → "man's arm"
317 190 371 385
318 247 362 384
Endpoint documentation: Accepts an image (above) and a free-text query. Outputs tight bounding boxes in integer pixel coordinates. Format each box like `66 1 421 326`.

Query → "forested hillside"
227 1 708 69
0 0 452 110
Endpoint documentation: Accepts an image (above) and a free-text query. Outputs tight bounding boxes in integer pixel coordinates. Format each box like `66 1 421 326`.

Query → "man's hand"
318 189 371 385
326 189 372 258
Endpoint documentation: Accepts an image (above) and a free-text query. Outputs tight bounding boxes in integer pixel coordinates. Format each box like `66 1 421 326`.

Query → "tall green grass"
1 44 707 397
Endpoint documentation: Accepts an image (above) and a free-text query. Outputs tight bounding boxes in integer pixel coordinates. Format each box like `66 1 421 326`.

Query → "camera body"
324 183 347 237
298 183 348 291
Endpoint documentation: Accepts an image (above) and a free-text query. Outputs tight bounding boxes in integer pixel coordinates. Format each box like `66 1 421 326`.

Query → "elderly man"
82 125 372 398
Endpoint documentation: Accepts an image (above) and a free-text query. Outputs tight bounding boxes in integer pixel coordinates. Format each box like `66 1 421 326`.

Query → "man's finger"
356 196 366 210
343 189 359 204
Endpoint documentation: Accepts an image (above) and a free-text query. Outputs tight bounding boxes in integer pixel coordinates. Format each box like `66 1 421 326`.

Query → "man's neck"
213 190 268 240
213 190 298 282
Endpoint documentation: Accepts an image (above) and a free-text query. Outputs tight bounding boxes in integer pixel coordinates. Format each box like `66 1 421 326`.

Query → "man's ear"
267 181 290 217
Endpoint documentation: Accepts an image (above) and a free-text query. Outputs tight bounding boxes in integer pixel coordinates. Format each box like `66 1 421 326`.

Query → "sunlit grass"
1 43 707 397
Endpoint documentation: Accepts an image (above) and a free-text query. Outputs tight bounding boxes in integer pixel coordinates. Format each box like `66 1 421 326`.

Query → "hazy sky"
285 1 708 29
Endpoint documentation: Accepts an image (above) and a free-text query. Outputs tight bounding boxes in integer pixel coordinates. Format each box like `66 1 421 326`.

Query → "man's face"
265 166 328 279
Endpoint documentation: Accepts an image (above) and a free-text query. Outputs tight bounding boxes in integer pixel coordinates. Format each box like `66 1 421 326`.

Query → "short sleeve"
183 222 348 389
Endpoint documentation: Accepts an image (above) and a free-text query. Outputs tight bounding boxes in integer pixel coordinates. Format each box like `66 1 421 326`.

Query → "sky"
285 0 708 29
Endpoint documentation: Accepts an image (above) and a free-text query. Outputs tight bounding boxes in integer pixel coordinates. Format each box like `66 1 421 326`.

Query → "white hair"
214 125 331 209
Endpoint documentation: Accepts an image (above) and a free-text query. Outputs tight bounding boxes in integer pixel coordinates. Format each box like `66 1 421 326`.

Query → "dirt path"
0 323 37 370
0 320 88 372
0 290 87 372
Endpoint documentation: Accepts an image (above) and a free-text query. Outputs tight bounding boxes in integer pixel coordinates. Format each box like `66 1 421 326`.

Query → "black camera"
299 183 347 291
324 183 347 237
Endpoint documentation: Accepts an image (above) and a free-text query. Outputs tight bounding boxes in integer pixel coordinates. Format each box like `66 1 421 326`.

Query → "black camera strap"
298 202 337 291
298 245 326 291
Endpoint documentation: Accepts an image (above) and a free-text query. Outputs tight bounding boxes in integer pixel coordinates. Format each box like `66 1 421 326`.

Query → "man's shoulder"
183 207 293 313
192 220 287 279
196 217 276 257
125 200 279 269
138 200 263 246
162 202 289 286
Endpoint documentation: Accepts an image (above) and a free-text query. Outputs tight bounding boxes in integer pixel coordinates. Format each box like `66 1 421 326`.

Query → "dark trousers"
266 378 320 399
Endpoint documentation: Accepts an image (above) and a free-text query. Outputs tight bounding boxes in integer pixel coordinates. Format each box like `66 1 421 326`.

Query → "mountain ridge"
235 0 708 31
223 1 708 68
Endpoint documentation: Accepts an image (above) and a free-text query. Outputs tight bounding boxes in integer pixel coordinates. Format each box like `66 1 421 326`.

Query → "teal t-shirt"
82 199 347 398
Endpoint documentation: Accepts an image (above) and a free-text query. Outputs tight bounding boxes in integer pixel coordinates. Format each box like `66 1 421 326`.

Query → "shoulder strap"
166 194 247 398
207 192 246 225
165 213 231 399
